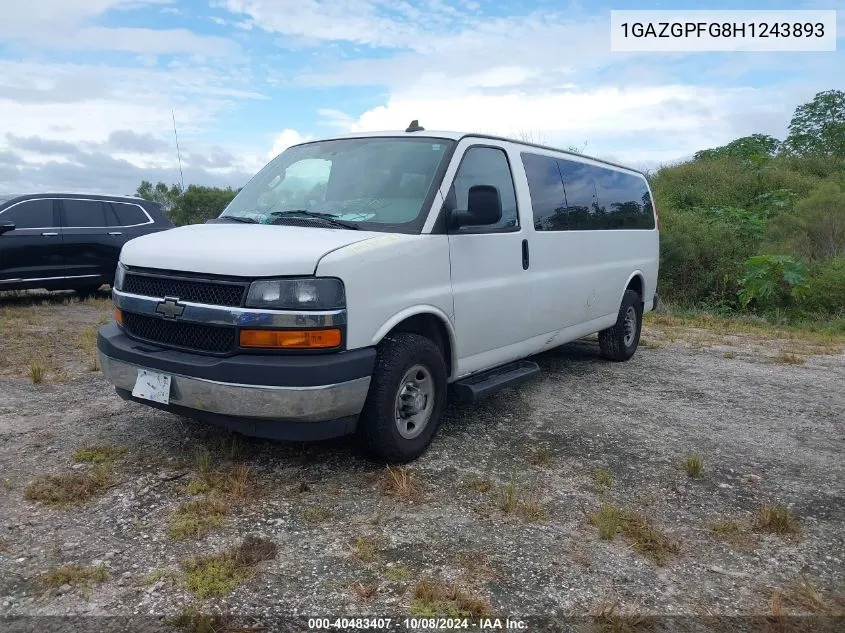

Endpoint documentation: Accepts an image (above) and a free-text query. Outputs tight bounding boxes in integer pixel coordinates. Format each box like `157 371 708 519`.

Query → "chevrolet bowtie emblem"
155 297 185 319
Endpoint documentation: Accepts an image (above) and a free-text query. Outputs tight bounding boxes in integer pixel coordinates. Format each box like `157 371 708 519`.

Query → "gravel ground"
0 293 843 632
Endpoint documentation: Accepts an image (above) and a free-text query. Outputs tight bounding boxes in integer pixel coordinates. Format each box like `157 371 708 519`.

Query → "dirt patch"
0 295 843 627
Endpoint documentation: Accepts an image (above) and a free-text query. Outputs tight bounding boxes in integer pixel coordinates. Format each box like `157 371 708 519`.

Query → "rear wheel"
356 333 447 463
598 289 642 361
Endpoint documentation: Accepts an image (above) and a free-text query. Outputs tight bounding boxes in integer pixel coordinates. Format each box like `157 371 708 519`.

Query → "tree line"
136 89 845 324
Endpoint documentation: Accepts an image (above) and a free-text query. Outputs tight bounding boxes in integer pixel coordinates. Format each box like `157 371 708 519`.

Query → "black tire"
598 289 642 362
356 333 448 463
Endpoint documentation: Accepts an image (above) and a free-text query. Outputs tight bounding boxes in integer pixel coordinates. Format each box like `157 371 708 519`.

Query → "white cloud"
319 82 812 167
1 0 239 57
0 59 269 192
0 0 170 39
268 129 312 158
67 27 241 57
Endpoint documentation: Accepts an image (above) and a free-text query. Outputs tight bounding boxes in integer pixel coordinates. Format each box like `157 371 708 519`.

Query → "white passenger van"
97 122 659 462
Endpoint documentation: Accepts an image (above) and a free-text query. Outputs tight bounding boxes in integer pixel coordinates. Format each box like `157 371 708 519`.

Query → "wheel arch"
620 271 645 306
371 307 457 379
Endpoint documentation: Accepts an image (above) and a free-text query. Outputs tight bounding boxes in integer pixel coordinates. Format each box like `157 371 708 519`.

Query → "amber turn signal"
239 328 342 349
114 308 123 326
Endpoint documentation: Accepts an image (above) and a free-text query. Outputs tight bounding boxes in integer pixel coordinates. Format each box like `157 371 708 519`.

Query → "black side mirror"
452 185 502 228
0 220 15 235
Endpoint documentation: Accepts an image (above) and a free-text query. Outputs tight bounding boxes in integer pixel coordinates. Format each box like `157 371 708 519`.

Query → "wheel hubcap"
623 306 637 347
395 364 434 440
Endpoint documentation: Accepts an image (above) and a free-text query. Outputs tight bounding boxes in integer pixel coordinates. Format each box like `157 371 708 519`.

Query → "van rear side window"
522 152 654 231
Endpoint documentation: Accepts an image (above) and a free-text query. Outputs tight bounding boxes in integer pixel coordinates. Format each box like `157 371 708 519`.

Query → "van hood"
119 223 384 277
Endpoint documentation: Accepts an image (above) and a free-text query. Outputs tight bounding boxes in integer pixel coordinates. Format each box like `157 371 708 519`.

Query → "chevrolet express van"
97 122 659 462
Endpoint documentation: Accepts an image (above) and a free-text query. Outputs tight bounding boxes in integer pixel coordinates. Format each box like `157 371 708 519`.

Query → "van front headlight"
245 277 345 310
113 262 126 291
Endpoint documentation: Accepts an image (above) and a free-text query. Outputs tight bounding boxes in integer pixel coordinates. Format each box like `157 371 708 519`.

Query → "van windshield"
221 137 455 232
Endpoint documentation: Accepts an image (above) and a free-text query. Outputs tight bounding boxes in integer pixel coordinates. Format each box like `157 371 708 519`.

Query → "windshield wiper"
269 210 359 230
218 215 258 224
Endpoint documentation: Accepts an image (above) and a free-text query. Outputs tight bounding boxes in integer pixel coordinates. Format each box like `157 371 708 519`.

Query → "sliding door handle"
108 231 123 236
521 239 529 270
41 232 59 236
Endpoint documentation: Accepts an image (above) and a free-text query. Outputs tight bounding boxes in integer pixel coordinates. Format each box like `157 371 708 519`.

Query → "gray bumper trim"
99 352 370 422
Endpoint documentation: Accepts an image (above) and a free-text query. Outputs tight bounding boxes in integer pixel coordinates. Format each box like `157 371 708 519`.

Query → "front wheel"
598 289 642 361
356 333 448 463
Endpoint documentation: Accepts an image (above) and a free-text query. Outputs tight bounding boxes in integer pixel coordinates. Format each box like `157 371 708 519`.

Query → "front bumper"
97 322 376 440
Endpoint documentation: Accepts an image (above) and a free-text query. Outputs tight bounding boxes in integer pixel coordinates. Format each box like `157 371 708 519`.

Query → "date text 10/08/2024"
308 618 529 630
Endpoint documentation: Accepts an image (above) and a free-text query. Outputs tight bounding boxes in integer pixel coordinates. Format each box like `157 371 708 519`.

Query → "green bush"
737 255 808 311
658 207 753 308
764 182 845 261
801 257 845 316
649 156 820 213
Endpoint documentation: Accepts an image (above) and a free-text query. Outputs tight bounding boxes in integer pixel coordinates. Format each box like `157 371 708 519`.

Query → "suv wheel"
356 333 447 463
598 289 642 361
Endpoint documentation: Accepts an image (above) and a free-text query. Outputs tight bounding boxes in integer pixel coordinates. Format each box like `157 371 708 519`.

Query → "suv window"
109 202 149 226
451 146 518 231
521 152 568 231
63 199 106 227
0 199 55 229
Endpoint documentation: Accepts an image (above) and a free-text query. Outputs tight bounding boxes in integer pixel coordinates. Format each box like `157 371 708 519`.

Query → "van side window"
521 152 568 231
596 171 655 230
0 199 55 229
451 147 518 231
557 159 600 230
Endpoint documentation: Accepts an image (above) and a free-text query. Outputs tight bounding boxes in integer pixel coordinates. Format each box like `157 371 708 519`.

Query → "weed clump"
410 576 491 618
182 535 277 598
25 467 114 507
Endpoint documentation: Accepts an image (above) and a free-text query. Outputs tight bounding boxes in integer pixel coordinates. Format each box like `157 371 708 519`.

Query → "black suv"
0 193 173 294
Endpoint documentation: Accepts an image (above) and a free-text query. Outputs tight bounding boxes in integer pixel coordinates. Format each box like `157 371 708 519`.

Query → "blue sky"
0 0 842 193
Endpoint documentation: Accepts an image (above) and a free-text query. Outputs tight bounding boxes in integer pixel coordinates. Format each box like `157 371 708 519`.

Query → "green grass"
384 564 411 581
755 504 799 536
29 360 45 384
168 610 228 633
587 504 680 565
42 565 108 589
464 476 492 493
682 454 703 478
645 309 845 343
351 536 379 563
594 469 613 490
302 505 331 523
185 479 211 495
72 445 128 464
169 498 227 541
25 467 114 507
409 576 492 618
587 503 624 540
181 535 277 598
139 569 181 587
497 473 547 522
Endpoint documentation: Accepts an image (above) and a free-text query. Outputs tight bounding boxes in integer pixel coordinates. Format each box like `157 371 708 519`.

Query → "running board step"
452 360 540 403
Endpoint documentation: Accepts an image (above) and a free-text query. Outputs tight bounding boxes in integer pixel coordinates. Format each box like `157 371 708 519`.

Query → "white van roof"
299 128 644 176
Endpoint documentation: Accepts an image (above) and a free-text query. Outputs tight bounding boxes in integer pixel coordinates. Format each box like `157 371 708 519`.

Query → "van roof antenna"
405 119 424 133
